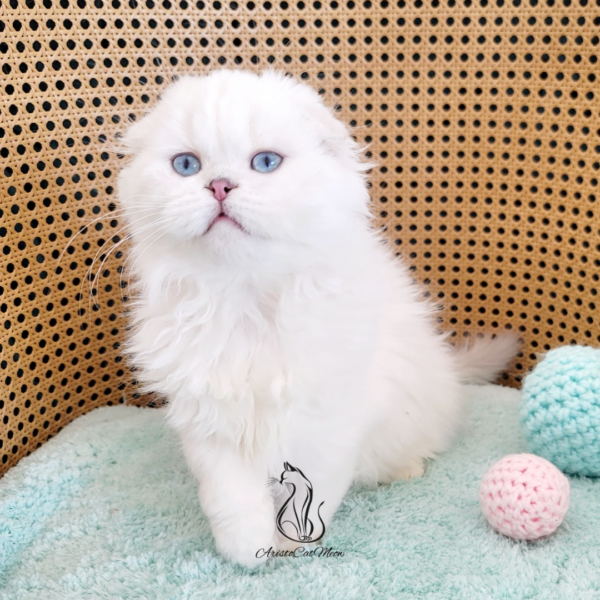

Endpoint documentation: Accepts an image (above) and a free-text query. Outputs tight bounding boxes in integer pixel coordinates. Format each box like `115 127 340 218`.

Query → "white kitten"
117 70 518 567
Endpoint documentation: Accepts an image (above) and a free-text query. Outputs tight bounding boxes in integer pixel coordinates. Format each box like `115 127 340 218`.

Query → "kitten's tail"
452 334 521 384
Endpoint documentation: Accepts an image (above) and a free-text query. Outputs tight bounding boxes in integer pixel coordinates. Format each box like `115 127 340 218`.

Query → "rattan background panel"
1 0 599 475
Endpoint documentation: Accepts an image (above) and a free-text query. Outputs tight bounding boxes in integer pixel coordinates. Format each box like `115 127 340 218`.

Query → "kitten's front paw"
394 459 425 481
217 541 272 569
212 508 276 568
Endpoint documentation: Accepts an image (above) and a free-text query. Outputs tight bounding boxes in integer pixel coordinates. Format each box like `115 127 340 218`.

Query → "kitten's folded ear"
309 104 354 156
117 116 149 156
293 82 373 172
104 114 149 158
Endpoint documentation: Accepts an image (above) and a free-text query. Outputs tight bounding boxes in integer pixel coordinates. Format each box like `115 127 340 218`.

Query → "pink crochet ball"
479 453 570 541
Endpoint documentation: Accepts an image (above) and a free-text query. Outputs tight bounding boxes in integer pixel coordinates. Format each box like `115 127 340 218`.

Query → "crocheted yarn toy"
521 345 600 477
480 454 570 541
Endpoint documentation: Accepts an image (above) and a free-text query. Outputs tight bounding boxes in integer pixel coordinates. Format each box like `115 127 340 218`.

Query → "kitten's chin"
206 213 245 234
197 216 265 262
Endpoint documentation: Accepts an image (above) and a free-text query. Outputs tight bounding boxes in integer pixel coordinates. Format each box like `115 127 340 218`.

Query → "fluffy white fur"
117 70 518 568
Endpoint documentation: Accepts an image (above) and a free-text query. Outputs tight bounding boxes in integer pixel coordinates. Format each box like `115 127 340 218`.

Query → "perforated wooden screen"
1 0 599 475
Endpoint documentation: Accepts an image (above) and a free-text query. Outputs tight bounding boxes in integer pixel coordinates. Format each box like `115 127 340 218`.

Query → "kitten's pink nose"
208 179 236 202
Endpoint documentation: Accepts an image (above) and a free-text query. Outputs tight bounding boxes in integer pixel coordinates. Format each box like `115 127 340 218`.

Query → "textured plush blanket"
1 384 599 599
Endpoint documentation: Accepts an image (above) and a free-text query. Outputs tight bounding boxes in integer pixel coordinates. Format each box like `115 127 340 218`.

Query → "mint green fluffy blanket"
1 385 599 599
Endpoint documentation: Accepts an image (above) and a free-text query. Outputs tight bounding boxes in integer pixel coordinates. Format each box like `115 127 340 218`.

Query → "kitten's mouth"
207 211 244 233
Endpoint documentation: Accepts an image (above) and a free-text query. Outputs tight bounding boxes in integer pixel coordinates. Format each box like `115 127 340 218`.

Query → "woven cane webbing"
1 0 599 474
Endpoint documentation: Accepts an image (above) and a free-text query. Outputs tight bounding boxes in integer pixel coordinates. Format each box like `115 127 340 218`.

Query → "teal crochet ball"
521 346 600 477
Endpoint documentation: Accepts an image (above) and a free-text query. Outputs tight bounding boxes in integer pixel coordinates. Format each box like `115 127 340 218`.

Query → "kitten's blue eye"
251 152 283 174
172 153 201 176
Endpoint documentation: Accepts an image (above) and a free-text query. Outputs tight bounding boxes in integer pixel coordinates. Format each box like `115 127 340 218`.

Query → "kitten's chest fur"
128 269 377 452
131 282 287 452
131 279 286 398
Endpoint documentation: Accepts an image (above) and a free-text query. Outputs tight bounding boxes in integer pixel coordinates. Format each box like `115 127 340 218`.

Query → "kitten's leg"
357 367 463 485
276 432 360 550
275 466 355 552
181 437 276 568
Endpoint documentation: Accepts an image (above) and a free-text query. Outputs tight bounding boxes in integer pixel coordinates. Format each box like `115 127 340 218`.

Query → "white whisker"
57 202 168 271
79 216 177 321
